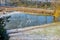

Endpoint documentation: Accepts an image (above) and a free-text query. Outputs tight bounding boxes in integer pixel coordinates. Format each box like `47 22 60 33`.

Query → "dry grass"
4 7 54 15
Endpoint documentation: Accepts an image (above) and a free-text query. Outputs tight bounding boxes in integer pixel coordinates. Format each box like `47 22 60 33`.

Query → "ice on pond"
3 12 54 29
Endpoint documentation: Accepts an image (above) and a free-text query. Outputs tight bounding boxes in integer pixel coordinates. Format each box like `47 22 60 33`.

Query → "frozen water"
2 11 54 29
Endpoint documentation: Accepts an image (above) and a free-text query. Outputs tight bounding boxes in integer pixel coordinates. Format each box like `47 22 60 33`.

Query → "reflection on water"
5 12 54 29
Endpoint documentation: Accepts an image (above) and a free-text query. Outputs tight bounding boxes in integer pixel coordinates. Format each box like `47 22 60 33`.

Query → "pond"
4 12 54 29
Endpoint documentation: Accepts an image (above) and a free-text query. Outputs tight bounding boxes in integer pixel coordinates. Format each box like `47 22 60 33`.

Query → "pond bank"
8 22 60 40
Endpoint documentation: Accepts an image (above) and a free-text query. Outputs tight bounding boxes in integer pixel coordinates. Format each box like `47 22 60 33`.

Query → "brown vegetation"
5 7 54 15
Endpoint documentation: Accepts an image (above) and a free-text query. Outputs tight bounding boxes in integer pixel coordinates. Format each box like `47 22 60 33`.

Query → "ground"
25 22 60 35
9 22 60 40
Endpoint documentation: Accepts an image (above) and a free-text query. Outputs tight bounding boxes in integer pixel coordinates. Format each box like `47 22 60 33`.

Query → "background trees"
10 0 20 6
9 0 51 8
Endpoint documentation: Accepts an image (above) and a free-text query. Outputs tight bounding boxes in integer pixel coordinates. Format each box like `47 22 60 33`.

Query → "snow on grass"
0 11 25 18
